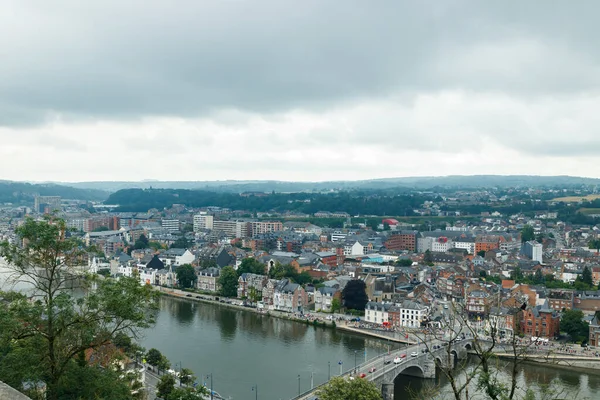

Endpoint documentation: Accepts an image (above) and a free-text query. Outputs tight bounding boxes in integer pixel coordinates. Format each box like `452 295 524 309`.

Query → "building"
547 290 574 311
466 291 490 317
488 307 522 337
397 300 428 328
520 305 560 338
197 267 220 292
522 241 543 264
384 231 418 252
365 302 391 325
212 220 248 238
475 235 500 254
34 195 61 214
83 216 120 233
161 219 180 232
249 221 283 237
314 286 339 313
193 213 214 231
237 273 268 299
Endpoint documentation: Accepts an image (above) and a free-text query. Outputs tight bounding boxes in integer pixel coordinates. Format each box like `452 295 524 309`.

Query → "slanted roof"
146 254 165 270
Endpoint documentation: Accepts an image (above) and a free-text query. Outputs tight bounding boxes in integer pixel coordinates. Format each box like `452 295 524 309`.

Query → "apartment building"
384 231 418 251
193 213 214 231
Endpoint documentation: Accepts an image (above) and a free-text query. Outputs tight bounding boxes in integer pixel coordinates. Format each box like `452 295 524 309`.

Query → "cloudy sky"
1 1 599 182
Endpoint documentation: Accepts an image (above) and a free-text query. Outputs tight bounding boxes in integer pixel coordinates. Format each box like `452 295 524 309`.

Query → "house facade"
197 267 220 292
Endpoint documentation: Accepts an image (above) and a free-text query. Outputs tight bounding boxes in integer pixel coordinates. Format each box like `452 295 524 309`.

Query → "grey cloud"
2 0 600 126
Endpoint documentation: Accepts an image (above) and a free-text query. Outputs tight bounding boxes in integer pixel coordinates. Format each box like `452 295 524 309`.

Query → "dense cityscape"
3 180 600 398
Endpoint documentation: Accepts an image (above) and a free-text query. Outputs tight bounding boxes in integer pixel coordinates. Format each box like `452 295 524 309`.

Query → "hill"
62 175 600 193
0 181 108 205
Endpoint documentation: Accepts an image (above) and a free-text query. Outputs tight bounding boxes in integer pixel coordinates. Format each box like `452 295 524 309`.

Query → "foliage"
199 259 218 270
0 217 159 400
218 266 238 297
331 298 342 313
157 373 177 399
179 367 195 386
134 234 149 249
176 264 197 289
396 258 413 267
107 188 423 216
561 309 589 342
268 262 311 284
317 376 382 400
521 225 535 243
342 280 369 311
248 286 261 304
171 236 191 249
582 266 593 286
423 250 433 264
237 258 266 276
146 348 164 366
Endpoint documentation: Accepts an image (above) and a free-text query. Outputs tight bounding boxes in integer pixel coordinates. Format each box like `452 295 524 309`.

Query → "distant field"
578 208 600 215
552 194 600 202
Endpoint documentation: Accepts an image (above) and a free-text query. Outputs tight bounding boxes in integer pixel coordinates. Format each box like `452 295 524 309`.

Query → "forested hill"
0 182 108 205
106 189 425 215
0 181 108 205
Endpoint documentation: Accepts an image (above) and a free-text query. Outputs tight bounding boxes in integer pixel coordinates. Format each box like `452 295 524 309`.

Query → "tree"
0 217 159 400
582 266 593 287
157 373 176 399
176 264 197 289
171 236 191 249
331 298 342 313
248 286 261 305
342 279 369 311
168 386 210 400
146 348 164 367
237 258 266 276
134 233 149 249
521 225 535 243
396 258 413 267
423 249 433 264
477 250 486 257
561 309 589 342
179 367 195 386
218 266 238 297
317 376 382 400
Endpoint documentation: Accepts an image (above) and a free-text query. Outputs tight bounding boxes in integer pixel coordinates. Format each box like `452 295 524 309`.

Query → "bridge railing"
288 352 391 400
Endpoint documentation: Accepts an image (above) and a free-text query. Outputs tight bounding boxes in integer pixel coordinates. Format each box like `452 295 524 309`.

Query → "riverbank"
156 287 339 328
493 352 600 374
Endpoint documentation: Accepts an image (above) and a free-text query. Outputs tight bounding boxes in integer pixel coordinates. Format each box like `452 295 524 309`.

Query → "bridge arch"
465 343 473 351
396 364 425 379
451 350 459 368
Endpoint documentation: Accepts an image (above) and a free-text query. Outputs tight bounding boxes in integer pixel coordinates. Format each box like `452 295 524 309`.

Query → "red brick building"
475 235 500 254
520 306 560 338
384 231 418 252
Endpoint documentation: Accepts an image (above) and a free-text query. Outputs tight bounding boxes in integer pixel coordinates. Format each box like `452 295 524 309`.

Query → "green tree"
199 259 218 270
179 367 195 386
561 309 589 342
582 266 593 287
521 225 535 243
0 217 159 400
171 236 191 249
134 233 149 249
218 266 238 297
248 286 261 305
168 386 210 400
176 264 197 289
157 373 176 399
477 250 486 257
146 348 164 367
342 280 369 311
396 258 413 267
423 249 433 264
331 298 342 313
317 376 382 400
533 269 544 285
237 257 266 276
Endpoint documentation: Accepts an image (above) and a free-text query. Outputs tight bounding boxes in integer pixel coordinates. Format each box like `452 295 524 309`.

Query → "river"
141 296 600 400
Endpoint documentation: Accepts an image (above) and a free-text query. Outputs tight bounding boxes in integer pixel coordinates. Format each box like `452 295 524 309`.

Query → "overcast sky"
1 1 599 182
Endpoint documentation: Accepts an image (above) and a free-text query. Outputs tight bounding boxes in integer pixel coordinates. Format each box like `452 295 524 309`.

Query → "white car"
410 352 418 357
393 357 402 364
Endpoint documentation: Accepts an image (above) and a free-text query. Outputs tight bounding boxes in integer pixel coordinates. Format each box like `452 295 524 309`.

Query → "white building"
193 213 214 232
365 302 391 325
522 241 543 263
397 300 428 328
161 219 180 232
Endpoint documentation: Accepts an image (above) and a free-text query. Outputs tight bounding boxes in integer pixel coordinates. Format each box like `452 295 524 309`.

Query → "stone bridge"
292 339 472 400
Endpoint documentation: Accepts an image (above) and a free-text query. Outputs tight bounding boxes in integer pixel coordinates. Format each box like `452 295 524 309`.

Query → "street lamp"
328 361 331 381
354 350 358 373
205 374 213 400
252 384 258 400
176 362 182 387
297 374 301 395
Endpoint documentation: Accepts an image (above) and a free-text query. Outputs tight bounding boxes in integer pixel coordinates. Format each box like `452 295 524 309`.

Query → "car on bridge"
411 351 418 357
393 357 403 364
368 367 376 373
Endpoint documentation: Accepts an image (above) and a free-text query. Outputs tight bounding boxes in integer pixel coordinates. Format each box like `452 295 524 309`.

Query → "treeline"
0 181 108 204
107 189 426 215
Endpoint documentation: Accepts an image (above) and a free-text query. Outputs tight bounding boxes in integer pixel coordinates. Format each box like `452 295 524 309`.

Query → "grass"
552 194 600 202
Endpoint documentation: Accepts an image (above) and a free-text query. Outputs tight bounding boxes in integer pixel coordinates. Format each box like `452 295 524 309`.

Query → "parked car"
384 360 392 365
359 373 366 378
186 294 192 297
